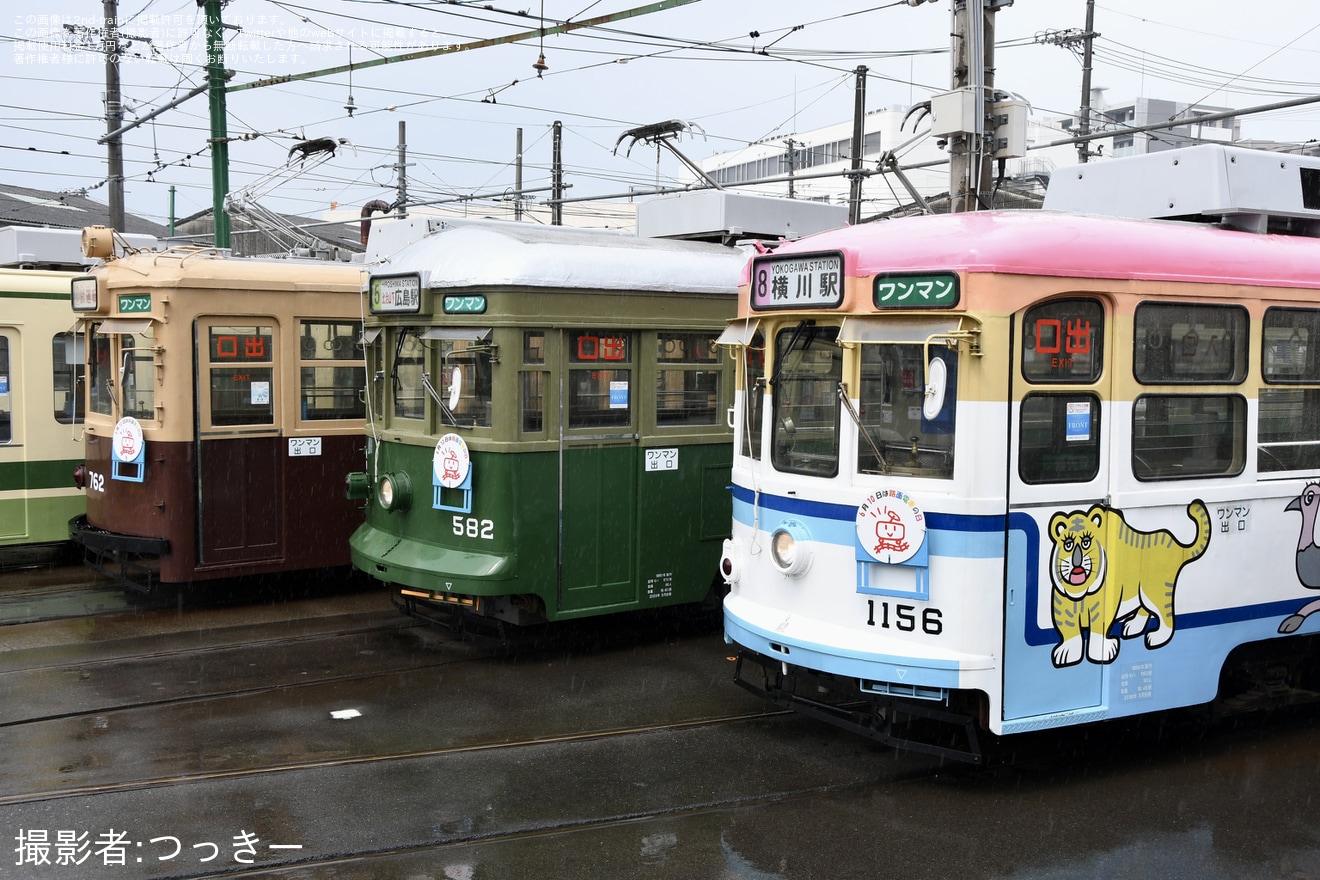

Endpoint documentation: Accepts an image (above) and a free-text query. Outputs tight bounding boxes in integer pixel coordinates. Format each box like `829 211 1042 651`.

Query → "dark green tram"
348 220 745 627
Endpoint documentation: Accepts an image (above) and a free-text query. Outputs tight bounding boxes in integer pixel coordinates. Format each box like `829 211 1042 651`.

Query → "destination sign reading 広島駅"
370 274 422 313
873 273 960 309
749 252 844 310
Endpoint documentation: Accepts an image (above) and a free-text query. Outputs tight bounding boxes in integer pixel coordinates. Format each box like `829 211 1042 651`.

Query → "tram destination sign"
873 272 959 309
369 274 422 314
749 251 844 311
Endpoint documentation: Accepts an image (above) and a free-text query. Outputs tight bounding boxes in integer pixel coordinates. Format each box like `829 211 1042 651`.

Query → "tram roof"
762 210 1320 291
93 247 364 292
375 220 746 295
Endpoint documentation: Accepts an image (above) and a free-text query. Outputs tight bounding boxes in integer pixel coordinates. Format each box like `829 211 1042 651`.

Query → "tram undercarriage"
733 650 988 765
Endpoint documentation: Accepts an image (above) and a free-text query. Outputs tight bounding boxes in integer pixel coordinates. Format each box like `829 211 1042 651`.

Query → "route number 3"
453 516 494 540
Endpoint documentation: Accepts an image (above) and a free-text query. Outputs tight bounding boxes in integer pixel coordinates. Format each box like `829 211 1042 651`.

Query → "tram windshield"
89 323 156 421
388 327 494 428
771 323 842 477
856 343 956 479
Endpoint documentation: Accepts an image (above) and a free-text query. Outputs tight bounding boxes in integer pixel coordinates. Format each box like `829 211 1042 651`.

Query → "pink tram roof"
753 210 1320 291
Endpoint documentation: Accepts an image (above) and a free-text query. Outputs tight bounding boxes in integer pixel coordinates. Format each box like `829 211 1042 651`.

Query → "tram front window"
857 344 955 478
89 334 112 416
122 334 156 422
391 328 425 421
771 324 841 477
436 337 492 428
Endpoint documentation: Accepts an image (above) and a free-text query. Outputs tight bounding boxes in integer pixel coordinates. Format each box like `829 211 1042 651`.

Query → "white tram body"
719 146 1320 760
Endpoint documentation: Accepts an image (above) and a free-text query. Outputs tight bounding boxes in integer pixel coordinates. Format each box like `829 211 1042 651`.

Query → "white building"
691 94 1247 218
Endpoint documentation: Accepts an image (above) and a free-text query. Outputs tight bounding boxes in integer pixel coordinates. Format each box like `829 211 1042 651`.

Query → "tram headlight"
377 472 412 512
769 522 812 577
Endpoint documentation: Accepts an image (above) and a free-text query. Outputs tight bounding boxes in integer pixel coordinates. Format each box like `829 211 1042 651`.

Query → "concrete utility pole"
551 121 564 225
202 0 231 248
102 0 125 232
848 65 868 225
783 138 797 199
515 128 524 222
396 120 408 219
1077 0 1097 163
948 0 1007 213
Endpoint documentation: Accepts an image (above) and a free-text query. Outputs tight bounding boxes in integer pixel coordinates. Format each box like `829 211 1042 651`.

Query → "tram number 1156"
866 599 943 636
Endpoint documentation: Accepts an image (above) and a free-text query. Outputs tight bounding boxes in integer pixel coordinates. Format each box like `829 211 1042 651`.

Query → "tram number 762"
866 599 943 636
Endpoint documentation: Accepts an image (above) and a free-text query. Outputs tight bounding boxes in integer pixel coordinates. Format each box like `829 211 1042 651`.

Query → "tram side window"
121 333 156 422
391 328 425 421
1259 307 1320 473
771 323 842 478
1021 298 1104 383
0 337 9 443
521 331 546 434
52 333 84 424
858 344 955 479
568 330 631 429
742 332 765 460
1133 302 1247 384
1019 394 1101 484
1133 395 1245 479
209 325 273 426
656 331 721 426
298 320 364 421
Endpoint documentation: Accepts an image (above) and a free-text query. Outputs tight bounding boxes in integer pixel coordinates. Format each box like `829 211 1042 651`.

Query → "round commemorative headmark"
433 432 471 488
111 416 144 463
855 488 926 564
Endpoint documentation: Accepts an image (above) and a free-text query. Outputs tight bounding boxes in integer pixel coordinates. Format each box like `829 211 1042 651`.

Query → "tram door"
558 329 638 613
0 328 23 540
1002 298 1111 721
194 319 284 565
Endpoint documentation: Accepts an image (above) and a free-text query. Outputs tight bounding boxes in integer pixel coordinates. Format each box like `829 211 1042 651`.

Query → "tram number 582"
866 599 943 635
452 516 494 540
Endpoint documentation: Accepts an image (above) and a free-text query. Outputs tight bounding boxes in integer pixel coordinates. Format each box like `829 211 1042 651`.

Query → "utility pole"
783 138 797 199
551 121 564 226
102 0 125 232
848 65 868 225
396 120 408 219
202 0 231 248
948 0 1006 213
1077 0 1097 163
515 128 524 222
950 0 997 213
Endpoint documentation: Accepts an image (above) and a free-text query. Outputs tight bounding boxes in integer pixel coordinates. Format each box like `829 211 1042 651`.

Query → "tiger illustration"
1048 500 1212 667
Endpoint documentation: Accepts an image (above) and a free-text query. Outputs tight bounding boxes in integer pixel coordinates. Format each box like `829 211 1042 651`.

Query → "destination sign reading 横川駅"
442 294 487 315
370 274 422 313
749 252 844 311
872 273 960 309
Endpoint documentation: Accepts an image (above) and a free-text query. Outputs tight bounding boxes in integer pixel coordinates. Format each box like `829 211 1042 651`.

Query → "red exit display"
210 332 271 363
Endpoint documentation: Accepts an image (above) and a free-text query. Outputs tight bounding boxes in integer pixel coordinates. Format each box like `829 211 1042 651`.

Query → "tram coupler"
733 650 984 765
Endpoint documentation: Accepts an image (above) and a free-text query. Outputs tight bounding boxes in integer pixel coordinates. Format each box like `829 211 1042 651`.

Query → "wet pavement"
2 566 1319 878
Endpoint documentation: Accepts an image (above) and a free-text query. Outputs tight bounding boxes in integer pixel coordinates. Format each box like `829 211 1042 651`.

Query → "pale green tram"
349 220 746 629
0 227 159 560
0 266 84 557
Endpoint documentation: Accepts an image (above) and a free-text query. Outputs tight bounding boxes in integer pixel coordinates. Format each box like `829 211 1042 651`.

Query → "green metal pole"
204 0 230 248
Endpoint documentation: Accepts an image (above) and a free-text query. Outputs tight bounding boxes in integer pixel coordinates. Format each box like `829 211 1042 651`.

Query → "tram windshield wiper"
768 320 814 388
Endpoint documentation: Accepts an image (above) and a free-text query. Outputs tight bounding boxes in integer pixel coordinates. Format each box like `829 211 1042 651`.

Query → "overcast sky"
3 0 1319 229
